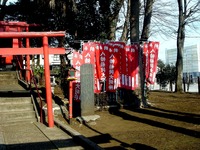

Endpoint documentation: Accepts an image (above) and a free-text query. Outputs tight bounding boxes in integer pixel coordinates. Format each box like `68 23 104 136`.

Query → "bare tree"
119 0 130 42
103 0 125 40
120 0 173 42
150 1 178 39
176 0 200 93
130 0 140 43
140 0 155 40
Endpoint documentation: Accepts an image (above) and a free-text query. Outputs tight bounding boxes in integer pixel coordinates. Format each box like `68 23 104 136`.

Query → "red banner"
94 43 102 93
82 42 101 93
72 51 83 79
143 42 149 79
112 43 121 89
95 43 102 80
146 41 159 84
130 44 139 90
71 41 159 96
105 44 115 92
102 43 120 92
82 43 95 64
111 42 125 88
97 44 109 80
120 45 129 89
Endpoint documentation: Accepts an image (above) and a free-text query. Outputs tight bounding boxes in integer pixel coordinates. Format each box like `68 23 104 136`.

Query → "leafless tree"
119 0 176 42
130 0 140 43
103 0 125 40
140 0 155 40
150 1 178 39
175 0 200 92
119 0 130 42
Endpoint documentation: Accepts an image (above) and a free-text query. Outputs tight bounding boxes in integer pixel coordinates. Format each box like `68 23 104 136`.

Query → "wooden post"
198 77 200 94
26 26 31 83
69 80 73 124
183 77 186 92
26 38 31 83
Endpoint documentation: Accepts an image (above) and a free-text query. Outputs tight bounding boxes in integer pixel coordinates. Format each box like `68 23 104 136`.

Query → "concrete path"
0 71 103 150
0 122 83 150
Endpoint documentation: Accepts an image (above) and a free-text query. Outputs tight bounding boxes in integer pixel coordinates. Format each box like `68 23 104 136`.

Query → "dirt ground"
62 91 200 150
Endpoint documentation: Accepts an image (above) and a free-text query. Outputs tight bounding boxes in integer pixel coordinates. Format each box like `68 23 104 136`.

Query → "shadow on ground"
108 107 200 138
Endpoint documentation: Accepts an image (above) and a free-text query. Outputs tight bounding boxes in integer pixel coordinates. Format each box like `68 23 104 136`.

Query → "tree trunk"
169 81 173 91
120 0 130 42
107 0 124 40
140 0 155 41
130 0 140 43
175 0 185 93
140 0 155 106
108 16 119 40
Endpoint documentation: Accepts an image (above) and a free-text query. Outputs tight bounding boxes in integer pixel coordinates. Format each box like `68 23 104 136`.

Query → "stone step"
0 78 17 82
0 77 18 82
0 71 16 75
0 96 37 124
0 71 17 83
0 103 34 112
0 74 16 78
0 72 17 78
0 78 17 81
0 82 19 86
0 91 30 97
0 77 18 85
0 97 32 104
0 111 36 123
0 118 36 125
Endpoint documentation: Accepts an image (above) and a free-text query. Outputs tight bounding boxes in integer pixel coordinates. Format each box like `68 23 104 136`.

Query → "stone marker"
80 64 94 116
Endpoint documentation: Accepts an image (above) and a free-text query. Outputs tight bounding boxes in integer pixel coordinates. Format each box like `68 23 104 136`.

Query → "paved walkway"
0 77 83 150
0 71 103 150
0 121 83 150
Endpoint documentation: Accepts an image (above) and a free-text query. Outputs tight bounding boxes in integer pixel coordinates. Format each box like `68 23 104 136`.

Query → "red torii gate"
0 21 39 81
0 21 31 68
0 31 65 127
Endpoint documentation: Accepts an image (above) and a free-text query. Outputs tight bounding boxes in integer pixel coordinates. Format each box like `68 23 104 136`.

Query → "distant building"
165 43 200 79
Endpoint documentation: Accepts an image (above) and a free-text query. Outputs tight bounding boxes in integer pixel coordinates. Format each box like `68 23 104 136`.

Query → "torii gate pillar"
43 36 54 127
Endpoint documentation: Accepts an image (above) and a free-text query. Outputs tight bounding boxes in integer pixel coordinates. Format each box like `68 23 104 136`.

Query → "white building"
30 49 73 67
165 43 200 78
